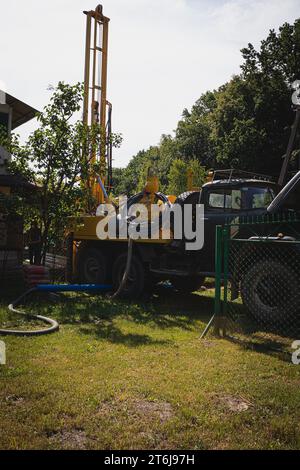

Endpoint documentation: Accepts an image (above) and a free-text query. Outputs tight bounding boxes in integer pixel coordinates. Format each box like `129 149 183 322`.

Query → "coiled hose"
0 288 59 337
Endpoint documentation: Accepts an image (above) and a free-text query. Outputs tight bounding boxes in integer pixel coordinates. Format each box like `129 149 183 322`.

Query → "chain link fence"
212 215 300 355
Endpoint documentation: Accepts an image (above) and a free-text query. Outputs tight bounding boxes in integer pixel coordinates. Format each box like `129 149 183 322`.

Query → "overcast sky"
0 0 299 167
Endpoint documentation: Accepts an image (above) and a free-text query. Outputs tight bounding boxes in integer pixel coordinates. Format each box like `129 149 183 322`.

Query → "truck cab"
160 173 278 275
197 177 278 272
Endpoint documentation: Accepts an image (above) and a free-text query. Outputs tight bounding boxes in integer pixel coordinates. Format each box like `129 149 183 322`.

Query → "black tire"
112 253 145 299
77 246 107 284
172 276 205 294
241 259 300 324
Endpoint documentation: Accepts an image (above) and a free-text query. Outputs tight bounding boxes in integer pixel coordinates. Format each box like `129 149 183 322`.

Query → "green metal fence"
211 214 300 354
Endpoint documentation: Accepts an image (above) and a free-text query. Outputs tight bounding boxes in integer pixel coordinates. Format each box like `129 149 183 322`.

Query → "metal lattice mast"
83 5 111 205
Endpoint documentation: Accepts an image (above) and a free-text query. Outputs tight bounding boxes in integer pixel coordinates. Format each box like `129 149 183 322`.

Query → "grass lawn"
0 287 300 450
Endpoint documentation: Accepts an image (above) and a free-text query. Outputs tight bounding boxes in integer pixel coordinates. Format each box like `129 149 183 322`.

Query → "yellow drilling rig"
66 4 282 299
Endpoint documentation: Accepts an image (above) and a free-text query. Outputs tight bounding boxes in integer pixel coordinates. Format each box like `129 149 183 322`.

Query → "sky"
0 0 299 167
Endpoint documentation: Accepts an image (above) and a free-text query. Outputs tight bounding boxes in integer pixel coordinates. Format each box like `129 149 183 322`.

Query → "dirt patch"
5 395 25 405
47 429 87 450
131 399 173 423
202 340 215 348
99 398 174 423
213 394 253 413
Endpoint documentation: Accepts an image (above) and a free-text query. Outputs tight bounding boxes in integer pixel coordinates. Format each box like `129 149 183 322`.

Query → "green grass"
0 287 300 450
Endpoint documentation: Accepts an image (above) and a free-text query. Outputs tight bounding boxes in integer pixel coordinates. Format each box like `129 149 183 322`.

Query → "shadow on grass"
10 285 214 347
224 333 293 362
77 288 214 346
220 299 298 361
49 287 213 325
79 323 172 347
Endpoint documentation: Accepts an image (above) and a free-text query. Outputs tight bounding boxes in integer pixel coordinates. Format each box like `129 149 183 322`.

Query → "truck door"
199 187 243 272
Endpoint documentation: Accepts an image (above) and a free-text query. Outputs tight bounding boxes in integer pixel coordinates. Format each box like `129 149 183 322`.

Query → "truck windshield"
243 187 276 210
208 186 276 211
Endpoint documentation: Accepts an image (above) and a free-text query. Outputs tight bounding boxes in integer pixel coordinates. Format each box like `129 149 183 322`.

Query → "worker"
28 220 42 265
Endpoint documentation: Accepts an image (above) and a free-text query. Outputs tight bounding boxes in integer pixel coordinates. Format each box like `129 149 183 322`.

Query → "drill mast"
83 4 112 205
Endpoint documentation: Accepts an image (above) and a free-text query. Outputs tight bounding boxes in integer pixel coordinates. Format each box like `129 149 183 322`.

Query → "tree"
167 159 187 195
208 77 267 171
167 158 206 195
157 135 180 192
1 82 122 261
175 91 216 167
188 159 207 189
111 167 126 196
241 20 300 83
238 20 300 174
117 149 149 196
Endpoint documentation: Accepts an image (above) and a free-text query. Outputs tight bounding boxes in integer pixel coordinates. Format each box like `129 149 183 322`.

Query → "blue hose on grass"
36 284 112 293
0 284 112 337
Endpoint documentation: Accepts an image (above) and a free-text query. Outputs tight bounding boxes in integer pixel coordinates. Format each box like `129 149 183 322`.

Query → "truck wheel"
112 253 145 299
172 276 205 293
78 247 107 284
241 260 299 324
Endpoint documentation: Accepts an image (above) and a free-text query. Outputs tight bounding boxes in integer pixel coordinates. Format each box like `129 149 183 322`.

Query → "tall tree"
239 20 300 174
1 82 122 260
175 91 216 167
